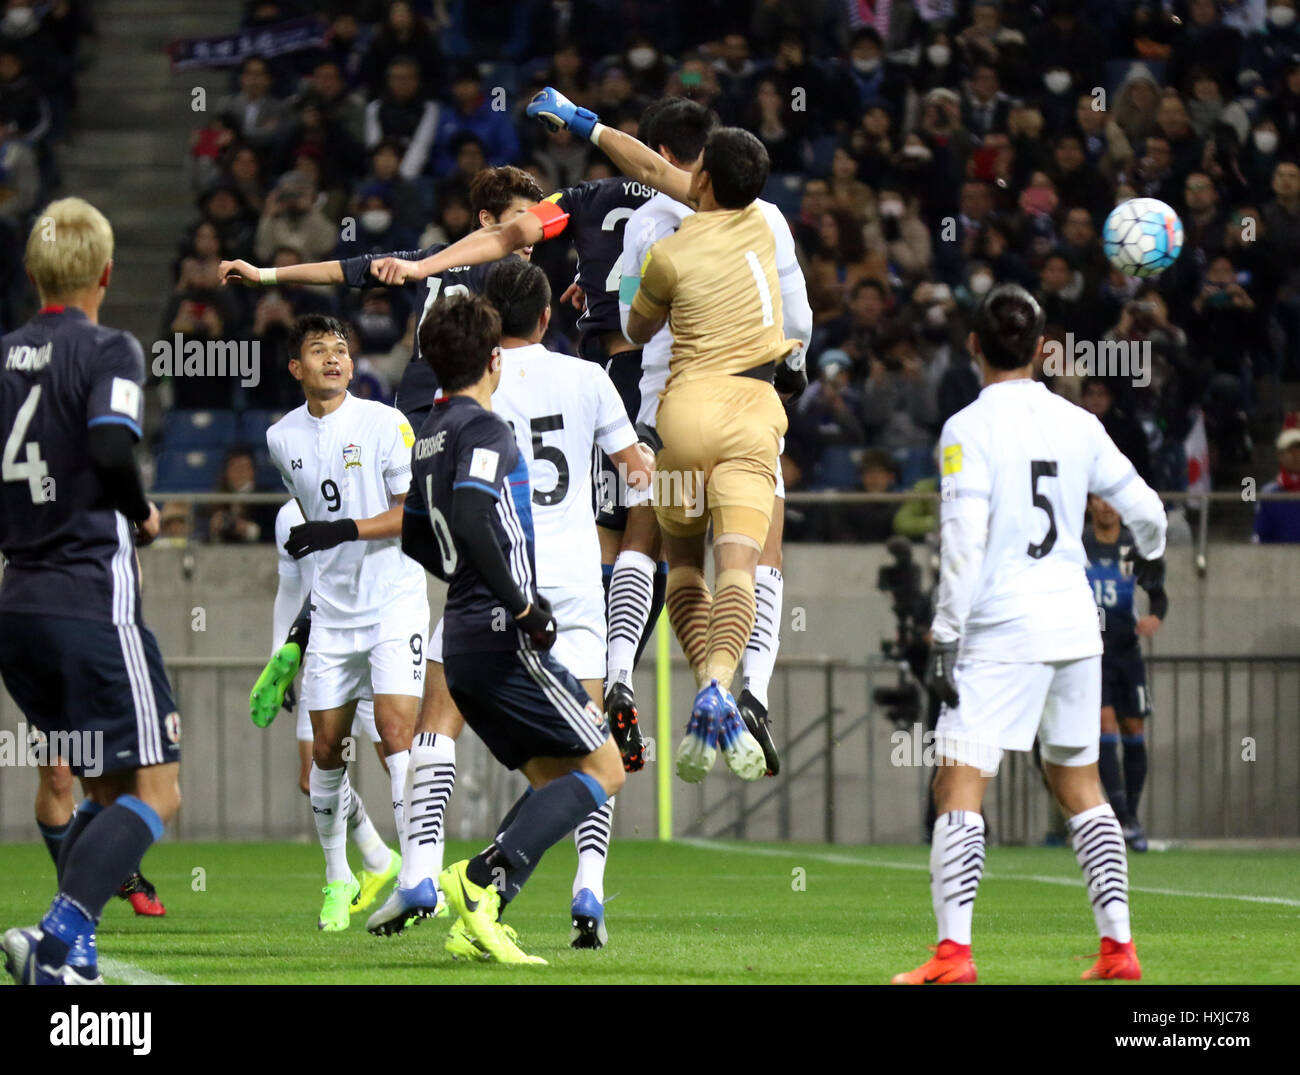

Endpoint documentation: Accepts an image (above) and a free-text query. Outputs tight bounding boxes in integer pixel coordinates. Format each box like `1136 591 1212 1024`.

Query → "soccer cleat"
439 860 547 965
570 888 608 949
365 876 445 936
65 932 103 985
737 689 781 777
716 685 766 782
446 917 523 962
2 926 64 985
1122 821 1149 853
318 875 361 932
352 849 402 915
675 681 723 783
249 641 302 728
604 682 645 772
118 872 165 916
1081 937 1142 981
891 940 978 984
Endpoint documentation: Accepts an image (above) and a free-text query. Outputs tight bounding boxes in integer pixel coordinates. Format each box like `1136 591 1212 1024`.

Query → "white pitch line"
685 840 1300 908
99 956 181 986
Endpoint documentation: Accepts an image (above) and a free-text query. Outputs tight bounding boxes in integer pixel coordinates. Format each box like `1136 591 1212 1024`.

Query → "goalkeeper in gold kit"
527 88 802 783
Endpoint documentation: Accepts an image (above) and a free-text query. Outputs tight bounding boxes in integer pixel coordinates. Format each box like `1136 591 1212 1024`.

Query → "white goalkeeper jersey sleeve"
930 379 1167 663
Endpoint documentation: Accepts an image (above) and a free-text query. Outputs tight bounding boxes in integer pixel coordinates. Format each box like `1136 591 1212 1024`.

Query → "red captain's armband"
527 198 571 240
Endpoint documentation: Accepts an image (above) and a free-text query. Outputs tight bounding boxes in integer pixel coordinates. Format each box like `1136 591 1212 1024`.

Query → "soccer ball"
1102 197 1184 277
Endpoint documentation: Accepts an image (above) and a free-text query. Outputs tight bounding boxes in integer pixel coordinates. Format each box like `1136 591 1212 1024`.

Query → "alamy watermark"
1042 334 1150 388
151 335 261 388
596 462 707 518
3 723 102 777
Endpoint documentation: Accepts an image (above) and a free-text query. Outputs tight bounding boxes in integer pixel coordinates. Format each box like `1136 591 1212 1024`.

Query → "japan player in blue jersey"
0 198 181 985
400 293 644 964
1084 494 1168 852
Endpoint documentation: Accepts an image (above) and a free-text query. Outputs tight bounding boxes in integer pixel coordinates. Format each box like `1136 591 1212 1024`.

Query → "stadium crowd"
74 2 1300 541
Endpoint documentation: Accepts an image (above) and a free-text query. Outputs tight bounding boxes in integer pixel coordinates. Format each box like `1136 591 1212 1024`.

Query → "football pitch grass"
4 840 1297 985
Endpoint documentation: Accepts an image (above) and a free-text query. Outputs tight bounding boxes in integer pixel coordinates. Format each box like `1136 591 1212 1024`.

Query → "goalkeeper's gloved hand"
282 681 297 714
285 518 358 559
925 638 961 710
515 592 557 650
774 342 808 399
527 87 600 140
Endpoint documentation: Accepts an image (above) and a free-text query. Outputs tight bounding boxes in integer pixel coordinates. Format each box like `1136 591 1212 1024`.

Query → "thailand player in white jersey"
250 499 402 918
611 160 812 778
894 286 1167 985
265 314 429 932
368 260 652 950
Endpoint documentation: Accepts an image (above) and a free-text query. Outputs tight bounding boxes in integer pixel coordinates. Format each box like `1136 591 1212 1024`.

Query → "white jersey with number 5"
930 379 1166 663
267 392 427 629
491 343 635 588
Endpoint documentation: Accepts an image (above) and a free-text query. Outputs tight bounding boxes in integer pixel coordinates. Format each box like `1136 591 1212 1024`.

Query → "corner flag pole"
656 607 672 841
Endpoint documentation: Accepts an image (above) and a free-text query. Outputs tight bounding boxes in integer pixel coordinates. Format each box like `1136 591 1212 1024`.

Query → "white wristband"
590 122 605 147
259 267 277 285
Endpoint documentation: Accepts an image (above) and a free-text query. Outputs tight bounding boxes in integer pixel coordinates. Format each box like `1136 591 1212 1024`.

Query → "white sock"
573 797 614 902
606 551 656 688
930 809 985 946
309 764 351 883
346 786 391 873
401 732 456 889
1068 802 1132 943
386 748 410 871
742 565 783 709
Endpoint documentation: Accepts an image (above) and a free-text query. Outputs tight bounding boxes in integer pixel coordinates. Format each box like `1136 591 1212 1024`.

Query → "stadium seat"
896 446 937 489
153 448 223 493
253 449 282 493
762 173 804 221
808 134 839 177
160 409 237 451
811 445 862 491
237 409 286 447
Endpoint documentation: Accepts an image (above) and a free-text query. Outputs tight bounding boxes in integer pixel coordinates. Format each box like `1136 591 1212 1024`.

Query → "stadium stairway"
60 0 239 363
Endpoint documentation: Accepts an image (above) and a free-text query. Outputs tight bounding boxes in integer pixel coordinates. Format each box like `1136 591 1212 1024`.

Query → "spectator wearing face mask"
1167 0 1244 94
1243 120 1282 200
838 28 906 118
1246 2 1300 83
1252 425 1300 543
864 186 931 285
914 27 962 96
334 183 418 260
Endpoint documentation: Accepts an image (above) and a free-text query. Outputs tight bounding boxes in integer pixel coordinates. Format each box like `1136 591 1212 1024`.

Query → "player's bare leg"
739 496 784 775
370 662 462 934
1045 759 1140 980
892 758 988 984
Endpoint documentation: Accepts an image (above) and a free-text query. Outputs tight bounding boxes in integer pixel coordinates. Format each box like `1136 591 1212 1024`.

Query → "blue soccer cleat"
65 931 104 985
676 680 724 782
716 685 767 782
526 86 600 139
1 926 93 985
570 888 608 950
365 876 446 936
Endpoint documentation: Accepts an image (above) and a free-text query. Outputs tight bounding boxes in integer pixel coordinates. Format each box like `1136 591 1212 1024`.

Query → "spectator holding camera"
207 448 276 545
254 170 335 263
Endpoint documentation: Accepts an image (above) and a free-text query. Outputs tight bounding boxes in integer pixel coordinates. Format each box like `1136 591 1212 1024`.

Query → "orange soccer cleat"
891 939 978 984
1081 937 1141 980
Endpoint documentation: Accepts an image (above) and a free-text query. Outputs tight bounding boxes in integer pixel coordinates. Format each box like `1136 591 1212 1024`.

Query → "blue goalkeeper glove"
527 87 600 140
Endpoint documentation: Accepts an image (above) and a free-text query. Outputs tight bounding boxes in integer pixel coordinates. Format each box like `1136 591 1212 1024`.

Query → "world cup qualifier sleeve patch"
469 447 500 483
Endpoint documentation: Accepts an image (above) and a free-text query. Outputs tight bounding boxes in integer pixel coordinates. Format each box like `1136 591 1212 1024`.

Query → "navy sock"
494 787 533 838
37 816 74 869
1097 734 1129 823
40 796 162 966
601 562 613 610
468 773 605 902
633 562 668 667
56 800 102 884
1122 734 1148 818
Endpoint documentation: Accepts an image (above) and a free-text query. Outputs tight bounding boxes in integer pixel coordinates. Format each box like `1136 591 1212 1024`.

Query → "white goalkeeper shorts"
426 585 605 683
303 607 429 712
295 695 380 744
933 655 1101 776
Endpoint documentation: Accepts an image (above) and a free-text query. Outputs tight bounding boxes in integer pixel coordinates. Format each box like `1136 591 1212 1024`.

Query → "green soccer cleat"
445 915 523 961
318 875 361 932
249 642 302 728
351 849 401 915
439 860 546 965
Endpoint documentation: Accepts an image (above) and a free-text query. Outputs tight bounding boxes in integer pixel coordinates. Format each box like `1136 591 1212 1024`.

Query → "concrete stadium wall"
1 543 1297 844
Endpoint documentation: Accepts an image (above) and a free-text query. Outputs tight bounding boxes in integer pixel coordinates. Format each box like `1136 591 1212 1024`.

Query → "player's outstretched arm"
369 213 545 286
526 87 695 207
219 258 345 286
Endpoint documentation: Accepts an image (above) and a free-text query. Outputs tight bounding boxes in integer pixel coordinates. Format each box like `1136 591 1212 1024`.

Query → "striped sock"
402 732 456 888
606 551 655 688
703 568 756 689
633 562 668 666
309 764 351 883
742 565 783 709
1068 802 1131 943
666 566 712 686
346 788 390 873
930 809 985 945
573 798 614 902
